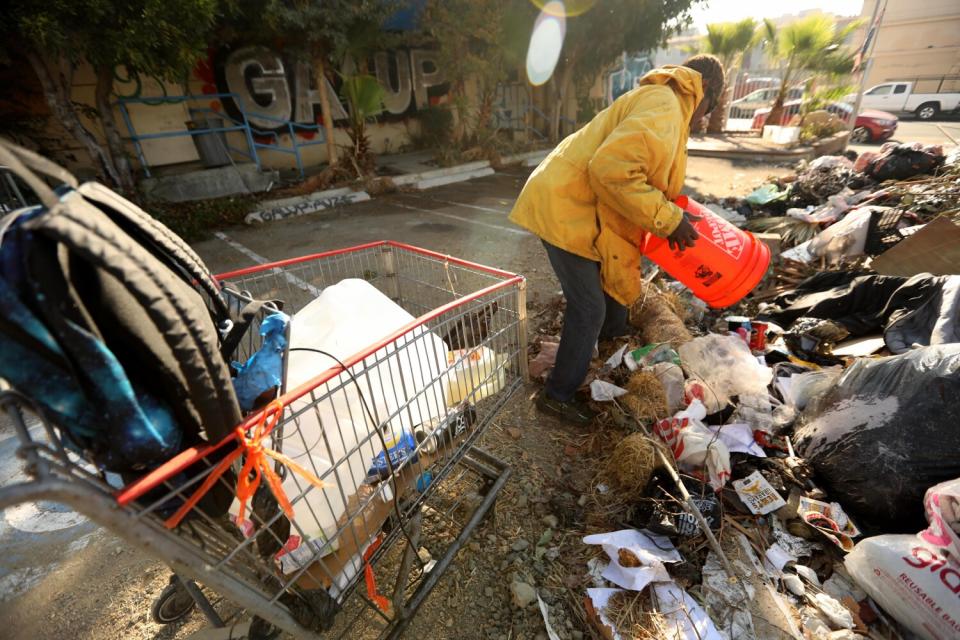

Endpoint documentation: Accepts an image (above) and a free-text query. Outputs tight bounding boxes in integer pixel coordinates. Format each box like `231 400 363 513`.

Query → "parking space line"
402 192 514 215
390 202 529 235
214 231 323 296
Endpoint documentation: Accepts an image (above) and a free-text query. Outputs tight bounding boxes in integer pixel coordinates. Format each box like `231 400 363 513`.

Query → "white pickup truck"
851 80 960 120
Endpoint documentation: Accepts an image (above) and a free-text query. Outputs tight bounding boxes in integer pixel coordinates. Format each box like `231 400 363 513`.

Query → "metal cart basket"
0 241 527 638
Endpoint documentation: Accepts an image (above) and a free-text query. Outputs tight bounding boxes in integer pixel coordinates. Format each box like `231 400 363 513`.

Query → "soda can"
750 321 769 352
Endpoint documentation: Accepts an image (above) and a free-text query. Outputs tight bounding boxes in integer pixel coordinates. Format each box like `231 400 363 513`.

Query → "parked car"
845 79 960 120
731 76 780 100
730 86 804 119
825 102 898 143
752 100 898 143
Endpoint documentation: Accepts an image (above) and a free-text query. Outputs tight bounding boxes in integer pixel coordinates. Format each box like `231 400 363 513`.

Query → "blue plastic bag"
232 312 289 411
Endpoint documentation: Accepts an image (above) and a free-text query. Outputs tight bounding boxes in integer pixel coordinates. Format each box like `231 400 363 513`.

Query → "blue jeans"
542 241 629 402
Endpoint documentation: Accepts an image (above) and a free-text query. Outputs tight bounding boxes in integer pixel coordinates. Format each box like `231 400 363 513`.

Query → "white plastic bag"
846 535 960 640
808 207 873 263
650 362 685 413
653 400 731 490
920 477 960 565
678 334 772 413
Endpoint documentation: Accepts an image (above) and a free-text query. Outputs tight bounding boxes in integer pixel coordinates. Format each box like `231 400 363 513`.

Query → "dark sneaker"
536 392 597 425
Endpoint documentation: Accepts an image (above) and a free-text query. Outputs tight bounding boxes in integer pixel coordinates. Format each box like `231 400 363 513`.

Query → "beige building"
859 0 960 91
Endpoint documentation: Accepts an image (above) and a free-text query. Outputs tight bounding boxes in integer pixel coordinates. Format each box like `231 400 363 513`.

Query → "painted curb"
687 147 813 162
501 149 551 166
415 167 495 189
246 190 371 224
391 160 492 186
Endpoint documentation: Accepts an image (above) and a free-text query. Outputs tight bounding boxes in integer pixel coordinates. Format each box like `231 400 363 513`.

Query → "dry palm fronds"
630 285 693 347
601 589 672 640
744 216 821 248
620 371 669 423
605 432 660 496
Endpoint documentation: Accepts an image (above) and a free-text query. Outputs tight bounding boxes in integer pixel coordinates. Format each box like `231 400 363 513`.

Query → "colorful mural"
194 46 449 132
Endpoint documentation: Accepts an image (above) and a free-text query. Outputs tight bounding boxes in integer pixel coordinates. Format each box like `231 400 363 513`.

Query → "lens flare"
530 0 597 18
526 1 566 86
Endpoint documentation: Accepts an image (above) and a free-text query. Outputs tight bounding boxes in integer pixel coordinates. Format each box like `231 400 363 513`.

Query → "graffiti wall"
604 53 653 104
195 46 449 132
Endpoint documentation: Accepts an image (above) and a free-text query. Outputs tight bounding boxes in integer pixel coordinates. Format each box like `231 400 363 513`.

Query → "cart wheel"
248 616 282 640
151 581 197 624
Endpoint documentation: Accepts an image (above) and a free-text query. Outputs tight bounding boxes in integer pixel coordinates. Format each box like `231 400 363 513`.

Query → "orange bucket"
642 196 770 308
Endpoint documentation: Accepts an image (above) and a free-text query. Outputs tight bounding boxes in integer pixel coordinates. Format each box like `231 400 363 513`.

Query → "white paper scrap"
763 542 797 576
733 471 787 515
602 562 669 591
606 344 629 369
586 588 625 640
582 529 682 565
652 581 724 640
583 529 681 591
537 594 562 640
708 423 767 457
590 379 628 402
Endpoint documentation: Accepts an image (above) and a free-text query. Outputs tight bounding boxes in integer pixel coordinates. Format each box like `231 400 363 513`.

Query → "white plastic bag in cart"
237 279 449 546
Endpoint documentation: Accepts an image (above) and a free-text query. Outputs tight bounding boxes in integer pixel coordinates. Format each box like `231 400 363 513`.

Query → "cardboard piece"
296 448 439 591
832 335 886 357
871 217 960 277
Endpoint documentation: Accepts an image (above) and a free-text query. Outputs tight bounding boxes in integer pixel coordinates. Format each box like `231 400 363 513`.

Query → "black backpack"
0 139 243 472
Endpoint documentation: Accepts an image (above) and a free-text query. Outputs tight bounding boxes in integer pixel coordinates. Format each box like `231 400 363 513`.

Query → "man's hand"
667 212 702 251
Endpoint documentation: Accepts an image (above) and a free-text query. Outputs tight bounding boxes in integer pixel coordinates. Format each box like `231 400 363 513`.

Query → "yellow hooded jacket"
509 66 704 306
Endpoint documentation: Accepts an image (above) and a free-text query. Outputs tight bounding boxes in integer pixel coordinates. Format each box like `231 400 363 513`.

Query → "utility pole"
847 0 887 142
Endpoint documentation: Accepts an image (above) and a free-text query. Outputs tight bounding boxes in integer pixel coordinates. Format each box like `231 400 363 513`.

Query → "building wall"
860 0 960 90
0 45 452 176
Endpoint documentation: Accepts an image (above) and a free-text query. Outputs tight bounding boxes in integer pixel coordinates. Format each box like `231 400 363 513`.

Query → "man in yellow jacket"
510 55 724 424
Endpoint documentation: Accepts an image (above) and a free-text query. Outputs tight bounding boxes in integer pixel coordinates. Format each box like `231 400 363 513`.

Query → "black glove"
667 211 702 251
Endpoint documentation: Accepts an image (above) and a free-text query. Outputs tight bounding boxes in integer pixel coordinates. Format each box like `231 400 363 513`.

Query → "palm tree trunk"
707 83 728 133
766 61 794 127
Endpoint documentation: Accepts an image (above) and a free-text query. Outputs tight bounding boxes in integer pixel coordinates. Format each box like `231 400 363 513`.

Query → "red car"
752 100 898 143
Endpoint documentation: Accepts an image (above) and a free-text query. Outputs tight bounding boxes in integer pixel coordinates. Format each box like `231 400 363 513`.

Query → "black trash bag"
866 143 944 181
794 345 960 533
634 471 720 538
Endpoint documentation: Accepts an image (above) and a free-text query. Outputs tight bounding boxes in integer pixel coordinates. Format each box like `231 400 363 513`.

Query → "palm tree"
339 74 385 177
702 18 757 133
762 15 859 126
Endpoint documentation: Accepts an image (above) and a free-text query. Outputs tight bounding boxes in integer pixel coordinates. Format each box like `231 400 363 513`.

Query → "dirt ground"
0 155 793 639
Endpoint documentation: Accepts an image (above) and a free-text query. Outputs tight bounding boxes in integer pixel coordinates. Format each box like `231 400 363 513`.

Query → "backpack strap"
24 192 242 442
78 182 232 325
0 139 76 209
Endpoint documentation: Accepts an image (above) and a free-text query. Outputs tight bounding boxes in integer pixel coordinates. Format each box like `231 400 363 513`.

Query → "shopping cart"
0 240 527 638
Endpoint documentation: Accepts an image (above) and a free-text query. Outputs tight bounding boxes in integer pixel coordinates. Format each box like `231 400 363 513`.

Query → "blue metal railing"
116 93 328 179
117 93 259 178
242 113 328 179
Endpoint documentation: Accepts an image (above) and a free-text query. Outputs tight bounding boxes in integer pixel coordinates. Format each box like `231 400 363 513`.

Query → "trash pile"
526 140 960 640
731 143 959 300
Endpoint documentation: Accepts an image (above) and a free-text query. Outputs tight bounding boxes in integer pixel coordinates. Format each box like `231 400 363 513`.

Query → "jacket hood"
639 65 704 120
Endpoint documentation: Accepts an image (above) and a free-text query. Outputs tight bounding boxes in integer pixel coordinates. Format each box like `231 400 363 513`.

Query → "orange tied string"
164 400 330 529
363 535 390 613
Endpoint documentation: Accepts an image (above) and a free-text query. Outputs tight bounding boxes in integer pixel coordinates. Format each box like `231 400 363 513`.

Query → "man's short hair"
682 54 725 113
